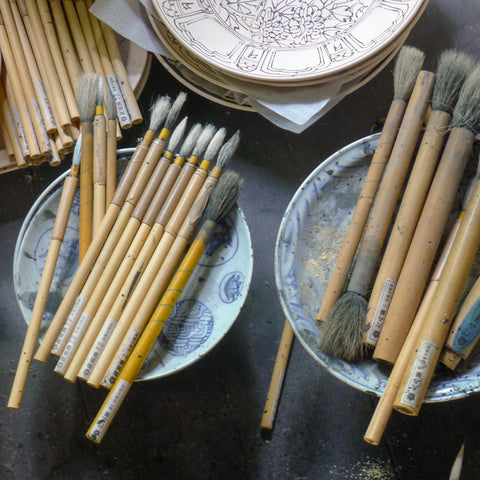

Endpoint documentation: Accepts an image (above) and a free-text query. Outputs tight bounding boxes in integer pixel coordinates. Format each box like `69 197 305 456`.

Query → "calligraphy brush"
319 69 435 362
86 170 243 443
8 137 82 409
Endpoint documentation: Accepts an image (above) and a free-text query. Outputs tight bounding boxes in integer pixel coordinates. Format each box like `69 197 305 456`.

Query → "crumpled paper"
90 0 361 133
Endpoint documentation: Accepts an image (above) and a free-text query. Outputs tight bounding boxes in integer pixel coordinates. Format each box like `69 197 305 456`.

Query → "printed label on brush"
105 74 130 126
35 78 56 130
102 328 140 388
54 311 92 374
79 318 117 379
399 339 437 408
86 379 131 443
52 295 88 355
7 112 24 155
11 106 29 156
117 73 135 120
366 278 396 345
32 99 49 146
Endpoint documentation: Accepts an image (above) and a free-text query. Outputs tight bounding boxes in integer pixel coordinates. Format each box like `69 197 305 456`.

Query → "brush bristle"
393 46 425 101
216 131 240 169
206 170 243 223
148 95 172 132
164 91 188 130
166 116 188 154
179 123 202 158
77 73 101 122
451 65 480 131
106 87 117 121
319 292 368 363
192 124 216 158
203 128 227 161
432 50 476 113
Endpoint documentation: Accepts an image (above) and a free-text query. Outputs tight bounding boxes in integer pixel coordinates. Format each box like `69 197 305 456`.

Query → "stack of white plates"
148 0 429 112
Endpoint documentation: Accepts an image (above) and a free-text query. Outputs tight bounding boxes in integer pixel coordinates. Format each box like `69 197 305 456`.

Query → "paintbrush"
77 72 101 263
317 45 424 322
391 66 480 415
105 87 117 204
374 66 480 365
319 69 435 362
50 94 187 361
93 77 107 235
34 95 172 363
86 170 243 443
365 50 475 348
61 117 189 381
78 122 203 382
7 138 82 410
90 131 239 389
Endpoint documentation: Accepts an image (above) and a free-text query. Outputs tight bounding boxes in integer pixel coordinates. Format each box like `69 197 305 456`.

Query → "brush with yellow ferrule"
34 95 172 363
78 72 101 264
77 122 203 382
317 45 425 322
89 129 238 389
93 77 107 236
105 87 118 204
374 66 480 365
50 95 186 364
7 138 82 410
319 68 435 363
364 50 475 348
363 177 472 445
86 170 243 443
393 110 480 417
61 117 189 382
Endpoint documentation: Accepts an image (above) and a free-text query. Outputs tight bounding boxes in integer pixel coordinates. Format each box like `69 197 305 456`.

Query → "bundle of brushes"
8 91 244 446
0 0 142 171
314 47 480 445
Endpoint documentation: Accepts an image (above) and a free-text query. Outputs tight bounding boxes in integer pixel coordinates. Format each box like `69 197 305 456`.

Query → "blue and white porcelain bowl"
14 148 253 381
275 133 480 402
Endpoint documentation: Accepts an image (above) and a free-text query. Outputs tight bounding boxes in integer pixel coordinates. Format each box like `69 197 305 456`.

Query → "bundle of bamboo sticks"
0 0 142 171
313 48 480 445
8 93 244 444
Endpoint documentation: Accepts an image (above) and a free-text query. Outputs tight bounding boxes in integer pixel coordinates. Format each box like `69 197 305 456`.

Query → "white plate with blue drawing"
13 148 253 381
275 133 480 402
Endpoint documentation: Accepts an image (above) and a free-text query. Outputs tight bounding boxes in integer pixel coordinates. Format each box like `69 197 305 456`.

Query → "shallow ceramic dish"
14 149 253 381
153 0 426 84
275 134 480 402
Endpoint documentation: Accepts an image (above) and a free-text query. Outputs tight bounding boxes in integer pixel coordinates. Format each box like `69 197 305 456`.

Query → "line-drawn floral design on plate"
153 0 426 82
13 149 253 381
275 134 480 402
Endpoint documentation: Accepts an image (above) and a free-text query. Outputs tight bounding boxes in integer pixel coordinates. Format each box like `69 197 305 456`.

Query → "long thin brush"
34 95 172 363
365 50 475 349
78 72 101 263
86 171 243 443
319 68 435 362
316 45 425 322
8 138 82 409
105 87 117 204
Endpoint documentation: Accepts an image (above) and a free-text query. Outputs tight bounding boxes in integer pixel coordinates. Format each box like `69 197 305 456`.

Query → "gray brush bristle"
319 292 368 363
77 73 101 122
206 170 243 223
217 131 240 169
393 46 425 101
432 50 476 113
192 124 216 158
203 128 227 161
179 123 202 158
96 76 104 107
164 91 188 130
451 65 480 131
166 116 188 154
148 95 172 132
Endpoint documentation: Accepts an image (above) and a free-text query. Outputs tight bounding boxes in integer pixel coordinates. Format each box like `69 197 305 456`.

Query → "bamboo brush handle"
316 99 406 321
363 206 460 445
93 109 107 235
348 70 435 296
34 138 156 362
373 128 475 364
106 117 117 204
364 109 450 346
394 174 480 415
7 172 78 409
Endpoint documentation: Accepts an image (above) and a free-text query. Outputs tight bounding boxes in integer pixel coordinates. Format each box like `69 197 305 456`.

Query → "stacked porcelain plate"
147 0 429 123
